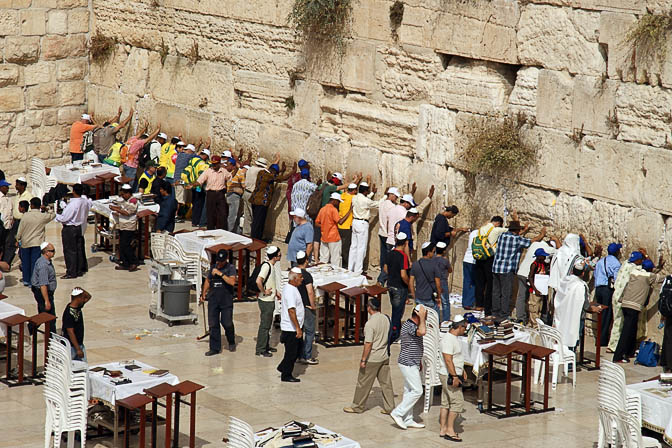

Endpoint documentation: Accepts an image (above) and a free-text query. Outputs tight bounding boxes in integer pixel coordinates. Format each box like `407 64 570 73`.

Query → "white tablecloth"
0 301 25 338
88 360 179 406
460 329 531 376
91 199 160 226
627 380 672 444
49 164 120 184
281 265 367 291
175 229 252 259
254 424 360 448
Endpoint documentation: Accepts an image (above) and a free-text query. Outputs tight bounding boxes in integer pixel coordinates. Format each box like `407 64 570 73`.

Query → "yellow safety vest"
159 143 176 177
138 171 156 193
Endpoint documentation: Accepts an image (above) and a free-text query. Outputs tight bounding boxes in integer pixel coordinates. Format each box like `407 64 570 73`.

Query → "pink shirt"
386 204 408 245
125 137 146 168
197 167 231 191
378 199 396 238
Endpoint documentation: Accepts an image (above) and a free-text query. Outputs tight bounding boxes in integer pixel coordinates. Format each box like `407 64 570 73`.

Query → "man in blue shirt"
594 242 622 346
287 208 314 266
155 182 177 233
394 208 419 260
491 221 546 320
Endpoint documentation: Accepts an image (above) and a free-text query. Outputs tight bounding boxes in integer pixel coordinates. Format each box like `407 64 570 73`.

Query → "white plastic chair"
228 416 254 448
535 318 576 389
150 232 167 260
599 406 661 448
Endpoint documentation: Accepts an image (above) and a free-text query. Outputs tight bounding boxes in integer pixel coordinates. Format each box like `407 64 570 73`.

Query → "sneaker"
256 351 272 358
305 358 319 365
281 376 300 383
268 347 278 353
204 350 219 356
390 414 407 430
407 421 425 429
229 344 236 352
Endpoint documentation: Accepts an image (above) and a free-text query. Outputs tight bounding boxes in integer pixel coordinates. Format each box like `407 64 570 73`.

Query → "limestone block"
640 147 672 213
625 209 665 252
87 85 135 122
536 69 573 130
258 125 309 163
286 80 322 134
316 137 352 177
58 0 87 7
43 109 58 126
598 12 637 81
20 9 46 36
508 66 539 116
341 40 377 94
68 8 89 34
343 142 383 188
120 47 150 96
376 46 442 102
58 81 86 106
351 0 394 42
571 76 617 135
518 5 605 76
0 65 19 88
0 10 19 36
0 0 31 7
42 35 87 60
57 106 86 125
232 119 260 152
148 102 211 142
47 10 68 35
89 45 127 90
27 83 57 109
379 152 415 193
399 5 429 47
24 62 55 86
430 57 516 114
416 104 456 166
233 70 291 100
57 58 87 81
33 0 58 7
518 127 579 194
0 87 24 112
4 36 40 64
615 83 672 148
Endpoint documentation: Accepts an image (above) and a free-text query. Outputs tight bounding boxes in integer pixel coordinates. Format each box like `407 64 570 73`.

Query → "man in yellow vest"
137 163 157 194
183 150 210 227
159 136 179 181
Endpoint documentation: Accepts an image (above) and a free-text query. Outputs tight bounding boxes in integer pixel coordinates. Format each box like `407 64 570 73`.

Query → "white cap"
396 232 408 241
290 267 302 274
176 141 186 147
387 187 400 197
440 321 451 332
17 176 26 183
222 150 232 158
574 258 586 271
267 245 280 256
158 132 168 140
81 113 91 121
408 207 419 214
436 241 447 249
330 192 343 202
256 157 269 168
243 165 250 170
40 241 51 250
201 149 211 157
332 172 344 181
401 194 416 205
71 287 84 297
290 208 306 218
453 314 465 324
296 250 307 260
185 144 196 151
421 241 432 250
347 183 357 190
121 184 132 191
360 181 369 187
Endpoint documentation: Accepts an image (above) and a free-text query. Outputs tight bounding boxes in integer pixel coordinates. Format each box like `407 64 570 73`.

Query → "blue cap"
227 157 236 166
628 251 644 263
300 168 310 178
607 243 622 255
0 180 10 187
643 259 655 272
298 159 308 168
534 248 550 258
270 163 279 172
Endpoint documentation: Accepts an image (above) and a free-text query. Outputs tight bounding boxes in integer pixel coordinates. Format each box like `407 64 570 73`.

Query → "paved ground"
0 221 663 447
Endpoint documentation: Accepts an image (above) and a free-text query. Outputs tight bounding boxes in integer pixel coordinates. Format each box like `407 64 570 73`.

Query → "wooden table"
579 307 603 370
0 314 30 387
205 238 267 301
317 282 347 347
172 380 204 448
144 383 179 448
482 343 517 418
83 177 105 199
340 286 368 345
137 209 156 261
28 312 56 384
117 393 154 448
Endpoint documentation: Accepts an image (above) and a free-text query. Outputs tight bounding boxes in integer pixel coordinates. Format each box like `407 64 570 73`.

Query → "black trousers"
208 294 235 352
613 308 639 362
277 330 302 380
595 286 614 346
2 219 18 264
662 318 672 369
206 190 227 230
474 257 494 314
119 229 138 267
191 189 206 227
62 225 86 276
251 204 268 240
339 228 352 268
31 286 56 335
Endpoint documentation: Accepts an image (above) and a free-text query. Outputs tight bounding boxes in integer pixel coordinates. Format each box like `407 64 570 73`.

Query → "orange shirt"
315 203 341 243
69 121 96 154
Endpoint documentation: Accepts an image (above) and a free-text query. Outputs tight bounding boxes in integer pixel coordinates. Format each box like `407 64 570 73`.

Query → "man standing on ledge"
277 268 305 383
69 113 98 162
201 249 237 356
191 155 231 230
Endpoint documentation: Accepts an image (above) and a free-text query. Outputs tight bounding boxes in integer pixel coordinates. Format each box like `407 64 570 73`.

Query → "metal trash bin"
161 280 191 316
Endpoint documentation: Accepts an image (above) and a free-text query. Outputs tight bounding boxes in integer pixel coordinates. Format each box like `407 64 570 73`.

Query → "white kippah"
421 241 432 249
296 250 306 260
290 267 302 274
40 241 50 250
121 184 132 190
71 287 84 296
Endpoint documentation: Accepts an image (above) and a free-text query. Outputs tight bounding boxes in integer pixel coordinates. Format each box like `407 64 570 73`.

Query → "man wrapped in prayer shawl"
607 251 644 353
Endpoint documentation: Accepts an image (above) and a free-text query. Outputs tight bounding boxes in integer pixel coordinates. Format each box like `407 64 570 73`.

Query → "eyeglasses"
45 249 55 253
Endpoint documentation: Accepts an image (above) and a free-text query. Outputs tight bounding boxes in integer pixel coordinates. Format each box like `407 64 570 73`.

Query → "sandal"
443 434 462 442
606 348 614 354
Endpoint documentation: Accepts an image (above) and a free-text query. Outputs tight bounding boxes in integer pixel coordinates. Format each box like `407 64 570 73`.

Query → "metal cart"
147 259 198 327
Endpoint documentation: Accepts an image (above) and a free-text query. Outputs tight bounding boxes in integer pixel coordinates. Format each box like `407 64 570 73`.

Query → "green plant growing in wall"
288 0 355 50
88 31 116 63
186 41 199 66
624 12 672 63
159 38 169 65
459 113 538 177
285 96 296 112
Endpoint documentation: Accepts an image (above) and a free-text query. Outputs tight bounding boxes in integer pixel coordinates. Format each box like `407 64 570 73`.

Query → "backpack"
471 226 494 261
119 144 130 164
138 140 153 169
80 130 96 153
306 184 327 220
658 275 672 318
247 261 271 294
634 340 659 367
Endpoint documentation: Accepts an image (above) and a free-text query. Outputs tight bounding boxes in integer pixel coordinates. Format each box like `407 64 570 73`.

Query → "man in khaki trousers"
343 298 395 414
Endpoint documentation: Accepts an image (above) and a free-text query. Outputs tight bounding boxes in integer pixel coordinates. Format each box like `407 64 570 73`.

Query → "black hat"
216 249 228 262
369 298 381 310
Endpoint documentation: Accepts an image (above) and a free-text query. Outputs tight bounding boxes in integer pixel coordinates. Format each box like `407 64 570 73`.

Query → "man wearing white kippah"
62 287 91 361
287 208 313 267
349 181 378 275
295 250 318 365
110 184 140 272
255 246 282 357
277 267 305 382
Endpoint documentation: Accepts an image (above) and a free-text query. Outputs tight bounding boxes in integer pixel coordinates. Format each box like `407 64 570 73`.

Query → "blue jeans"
302 308 316 360
377 236 389 285
462 261 476 308
440 294 450 322
416 297 439 317
122 165 137 189
70 343 87 362
19 246 41 286
388 286 408 342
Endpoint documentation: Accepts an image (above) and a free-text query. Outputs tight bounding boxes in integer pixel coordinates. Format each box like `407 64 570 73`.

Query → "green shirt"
320 183 338 207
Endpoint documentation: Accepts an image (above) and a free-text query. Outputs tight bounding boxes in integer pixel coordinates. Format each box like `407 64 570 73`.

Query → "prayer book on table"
477 337 496 345
149 369 169 377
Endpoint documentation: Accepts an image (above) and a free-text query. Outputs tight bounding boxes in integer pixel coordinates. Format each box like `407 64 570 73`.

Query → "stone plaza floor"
0 222 663 447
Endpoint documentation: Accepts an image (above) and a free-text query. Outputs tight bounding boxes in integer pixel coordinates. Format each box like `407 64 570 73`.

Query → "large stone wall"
0 0 90 179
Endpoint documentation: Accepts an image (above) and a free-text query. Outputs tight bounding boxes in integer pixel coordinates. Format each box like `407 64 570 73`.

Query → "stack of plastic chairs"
535 318 576 389
422 308 442 414
150 232 167 260
227 416 254 448
596 360 659 447
163 234 202 299
30 157 48 201
43 334 88 448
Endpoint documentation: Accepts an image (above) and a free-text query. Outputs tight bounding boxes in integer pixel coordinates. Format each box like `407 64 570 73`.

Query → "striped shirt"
398 319 423 367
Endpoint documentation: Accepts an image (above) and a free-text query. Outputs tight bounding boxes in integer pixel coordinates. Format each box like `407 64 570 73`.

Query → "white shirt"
280 283 304 331
352 192 377 221
463 229 478 264
517 241 557 277
439 331 464 376
55 196 92 226
257 261 281 302
0 191 13 229
149 140 162 163
244 166 264 192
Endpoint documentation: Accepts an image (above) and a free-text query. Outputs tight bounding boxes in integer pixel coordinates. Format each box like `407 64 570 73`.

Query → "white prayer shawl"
549 233 581 289
553 274 588 346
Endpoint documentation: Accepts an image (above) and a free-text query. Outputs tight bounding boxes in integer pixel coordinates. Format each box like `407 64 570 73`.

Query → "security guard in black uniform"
200 249 237 356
